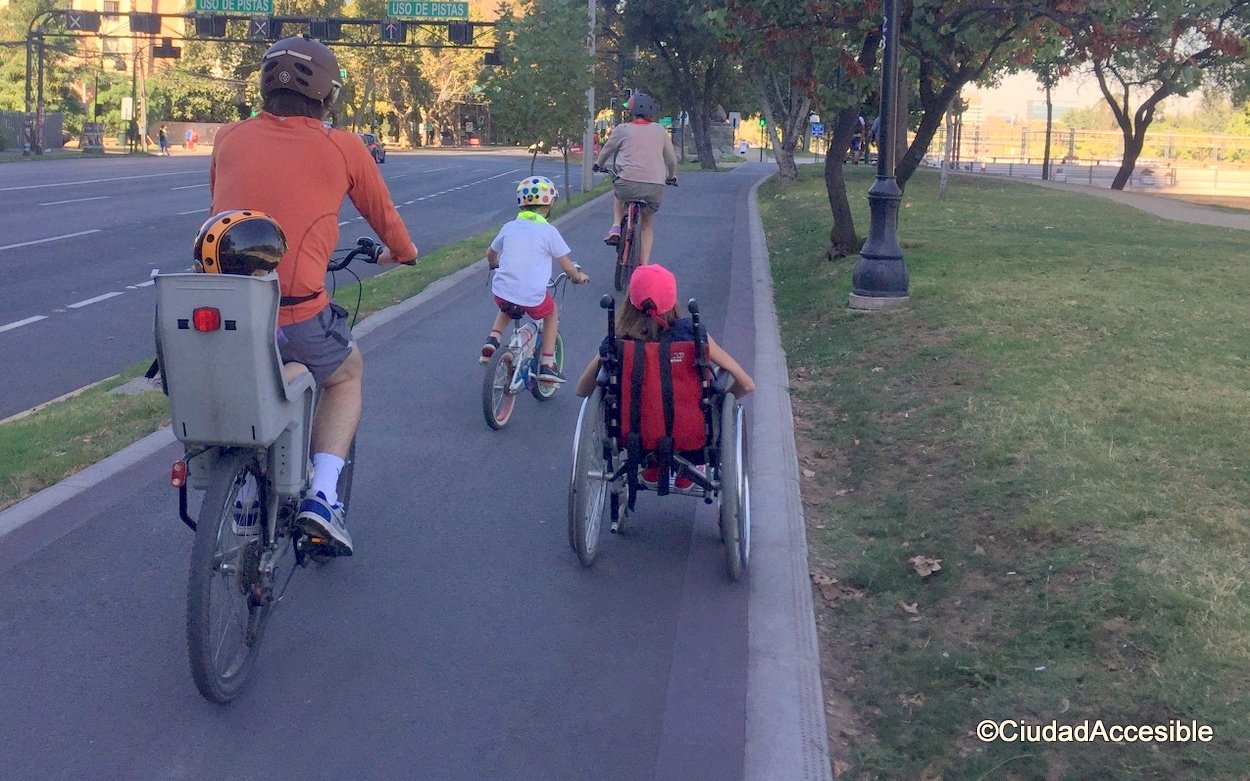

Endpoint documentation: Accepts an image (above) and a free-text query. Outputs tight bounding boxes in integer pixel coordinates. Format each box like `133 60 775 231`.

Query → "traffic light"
380 20 406 43
759 117 766 127
128 12 161 34
621 88 634 109
250 17 281 40
310 19 342 41
194 14 227 38
448 21 473 45
152 37 181 59
483 48 503 66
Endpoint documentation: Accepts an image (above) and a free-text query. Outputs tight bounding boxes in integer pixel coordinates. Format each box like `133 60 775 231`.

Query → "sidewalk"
975 172 1250 231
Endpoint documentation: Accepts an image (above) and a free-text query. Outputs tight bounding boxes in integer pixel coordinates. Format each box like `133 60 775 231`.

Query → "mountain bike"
157 237 395 703
593 163 676 292
482 268 579 430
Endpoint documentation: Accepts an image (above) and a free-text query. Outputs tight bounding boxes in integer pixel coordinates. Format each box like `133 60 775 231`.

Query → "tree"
624 0 736 170
483 0 593 182
1068 0 1250 189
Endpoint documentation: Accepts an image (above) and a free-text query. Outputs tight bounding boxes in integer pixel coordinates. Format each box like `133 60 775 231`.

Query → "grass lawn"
759 166 1250 780
0 183 610 511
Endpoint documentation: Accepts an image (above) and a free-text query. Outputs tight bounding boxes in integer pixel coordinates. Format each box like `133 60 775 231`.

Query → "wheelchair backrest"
154 271 314 448
618 338 708 452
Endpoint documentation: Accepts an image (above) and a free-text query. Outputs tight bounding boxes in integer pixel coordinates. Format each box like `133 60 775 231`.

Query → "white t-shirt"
489 214 572 306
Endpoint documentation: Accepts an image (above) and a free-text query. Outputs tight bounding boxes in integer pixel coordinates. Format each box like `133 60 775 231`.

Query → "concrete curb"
0 188 614 545
743 172 834 780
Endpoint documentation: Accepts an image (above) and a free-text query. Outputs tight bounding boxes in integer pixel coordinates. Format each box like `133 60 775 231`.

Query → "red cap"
628 264 678 326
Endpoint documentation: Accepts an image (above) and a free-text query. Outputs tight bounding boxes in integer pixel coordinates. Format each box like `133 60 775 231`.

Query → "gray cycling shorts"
277 302 355 386
614 179 665 214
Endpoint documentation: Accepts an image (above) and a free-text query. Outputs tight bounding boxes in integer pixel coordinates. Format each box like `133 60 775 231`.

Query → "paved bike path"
0 163 831 780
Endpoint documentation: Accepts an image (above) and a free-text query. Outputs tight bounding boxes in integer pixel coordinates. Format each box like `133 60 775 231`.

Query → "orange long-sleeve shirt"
210 113 417 325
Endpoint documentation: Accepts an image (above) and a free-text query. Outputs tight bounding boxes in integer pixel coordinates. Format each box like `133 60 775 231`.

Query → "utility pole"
581 0 595 193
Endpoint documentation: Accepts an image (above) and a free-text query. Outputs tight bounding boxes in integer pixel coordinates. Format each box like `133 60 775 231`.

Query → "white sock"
310 453 345 506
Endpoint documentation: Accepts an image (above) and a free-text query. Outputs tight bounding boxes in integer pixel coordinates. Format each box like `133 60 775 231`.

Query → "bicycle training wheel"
568 388 611 566
186 448 269 703
483 347 518 430
532 333 564 401
718 395 749 581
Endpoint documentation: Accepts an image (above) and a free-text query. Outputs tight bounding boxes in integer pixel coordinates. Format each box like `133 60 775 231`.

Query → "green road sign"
195 0 272 13
385 1 468 19
658 116 672 128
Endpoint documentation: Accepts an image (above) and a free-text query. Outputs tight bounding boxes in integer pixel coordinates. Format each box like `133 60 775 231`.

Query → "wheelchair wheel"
482 347 517 430
568 388 611 566
719 394 750 581
531 333 564 401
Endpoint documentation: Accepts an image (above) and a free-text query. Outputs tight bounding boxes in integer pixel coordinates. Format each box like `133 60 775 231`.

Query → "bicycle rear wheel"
483 347 518 429
613 206 639 292
569 389 611 566
186 448 268 703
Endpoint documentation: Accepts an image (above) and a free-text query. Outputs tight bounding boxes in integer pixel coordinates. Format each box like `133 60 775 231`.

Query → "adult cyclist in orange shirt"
210 35 418 556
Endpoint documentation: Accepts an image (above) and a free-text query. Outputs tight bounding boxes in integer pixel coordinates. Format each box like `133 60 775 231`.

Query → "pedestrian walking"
158 124 171 156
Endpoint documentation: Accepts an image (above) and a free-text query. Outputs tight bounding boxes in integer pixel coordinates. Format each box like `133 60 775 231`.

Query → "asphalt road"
0 163 769 780
0 149 591 419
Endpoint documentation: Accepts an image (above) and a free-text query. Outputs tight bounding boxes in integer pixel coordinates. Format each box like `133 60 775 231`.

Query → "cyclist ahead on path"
594 91 678 267
209 35 418 556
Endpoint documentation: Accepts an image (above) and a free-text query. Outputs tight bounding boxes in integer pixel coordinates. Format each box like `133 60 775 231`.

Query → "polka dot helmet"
516 175 559 208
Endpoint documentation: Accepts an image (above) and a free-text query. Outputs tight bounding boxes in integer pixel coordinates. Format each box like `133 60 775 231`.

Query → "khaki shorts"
277 302 355 386
614 179 665 214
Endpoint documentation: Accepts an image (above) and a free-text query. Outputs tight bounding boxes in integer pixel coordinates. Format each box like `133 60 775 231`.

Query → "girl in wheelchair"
574 264 754 489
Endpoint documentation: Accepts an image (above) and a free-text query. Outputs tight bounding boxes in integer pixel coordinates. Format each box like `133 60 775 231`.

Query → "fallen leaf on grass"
834 488 850 496
811 571 836 586
871 366 884 372
909 555 943 577
802 468 816 478
1060 697 1071 713
833 760 850 778
899 600 920 615
973 545 985 555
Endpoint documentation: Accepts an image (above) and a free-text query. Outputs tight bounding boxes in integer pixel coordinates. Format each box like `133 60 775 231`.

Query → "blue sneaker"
296 491 353 556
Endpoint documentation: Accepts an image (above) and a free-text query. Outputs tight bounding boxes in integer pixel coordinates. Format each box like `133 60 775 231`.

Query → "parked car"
357 133 386 164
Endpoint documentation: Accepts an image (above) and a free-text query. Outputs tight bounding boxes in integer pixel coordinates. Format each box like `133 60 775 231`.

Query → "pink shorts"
494 292 555 320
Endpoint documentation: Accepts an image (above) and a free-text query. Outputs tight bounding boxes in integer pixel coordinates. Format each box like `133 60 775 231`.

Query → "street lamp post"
848 0 909 310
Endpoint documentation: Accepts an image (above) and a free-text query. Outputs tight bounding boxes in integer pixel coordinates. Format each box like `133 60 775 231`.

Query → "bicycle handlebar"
327 237 416 272
593 163 677 187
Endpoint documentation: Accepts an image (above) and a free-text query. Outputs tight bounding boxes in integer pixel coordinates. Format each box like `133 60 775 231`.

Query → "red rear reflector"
171 460 187 487
192 307 221 332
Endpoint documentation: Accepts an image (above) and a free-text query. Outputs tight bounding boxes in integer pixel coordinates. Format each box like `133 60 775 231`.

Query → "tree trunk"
1112 134 1144 190
1092 59 1169 191
896 79 963 189
1042 82 1053 180
939 106 953 199
686 102 717 170
824 105 862 259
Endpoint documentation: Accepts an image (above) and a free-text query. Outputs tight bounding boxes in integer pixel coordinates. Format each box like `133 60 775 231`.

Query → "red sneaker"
640 466 660 488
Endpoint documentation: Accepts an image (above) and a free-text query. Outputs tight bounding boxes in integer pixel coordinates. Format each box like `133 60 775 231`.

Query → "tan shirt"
595 120 678 185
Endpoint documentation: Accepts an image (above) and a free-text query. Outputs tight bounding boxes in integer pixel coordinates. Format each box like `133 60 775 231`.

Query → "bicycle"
482 268 580 430
593 163 676 292
156 237 396 703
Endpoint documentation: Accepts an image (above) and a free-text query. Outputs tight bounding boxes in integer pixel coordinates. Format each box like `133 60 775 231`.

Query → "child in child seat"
482 176 589 383
575 263 754 488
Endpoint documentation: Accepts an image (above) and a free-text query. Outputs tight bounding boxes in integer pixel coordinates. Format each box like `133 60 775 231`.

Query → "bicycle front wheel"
482 347 518 429
186 448 268 703
532 333 564 401
569 389 611 566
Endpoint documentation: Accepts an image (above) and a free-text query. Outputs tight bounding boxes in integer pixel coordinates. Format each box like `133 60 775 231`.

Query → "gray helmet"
260 35 342 106
628 92 660 119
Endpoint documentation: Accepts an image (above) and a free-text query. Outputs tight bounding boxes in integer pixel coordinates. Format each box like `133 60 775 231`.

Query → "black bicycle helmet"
194 210 287 276
628 92 660 119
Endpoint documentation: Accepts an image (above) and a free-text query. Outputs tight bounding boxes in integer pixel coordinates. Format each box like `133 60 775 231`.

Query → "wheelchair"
567 295 750 580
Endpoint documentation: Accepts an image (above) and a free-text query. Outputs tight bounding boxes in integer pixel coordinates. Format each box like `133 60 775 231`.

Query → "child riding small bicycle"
482 176 589 384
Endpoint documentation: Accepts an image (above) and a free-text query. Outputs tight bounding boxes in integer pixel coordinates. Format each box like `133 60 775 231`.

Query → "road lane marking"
38 195 109 206
0 315 47 333
0 170 196 192
177 208 208 215
67 291 124 309
171 183 209 190
127 280 155 289
0 229 101 251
